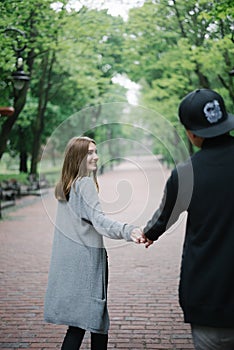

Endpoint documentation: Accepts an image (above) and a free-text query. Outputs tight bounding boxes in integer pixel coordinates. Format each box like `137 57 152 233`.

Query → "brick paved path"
0 156 194 349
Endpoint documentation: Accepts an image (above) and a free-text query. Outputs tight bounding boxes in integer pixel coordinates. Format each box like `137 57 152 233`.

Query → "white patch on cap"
203 100 222 124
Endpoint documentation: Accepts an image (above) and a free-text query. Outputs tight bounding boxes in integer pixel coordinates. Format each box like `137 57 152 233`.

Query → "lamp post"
0 27 30 161
4 27 30 90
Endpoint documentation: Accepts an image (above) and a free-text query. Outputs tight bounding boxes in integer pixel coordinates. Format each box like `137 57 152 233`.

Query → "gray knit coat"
44 177 135 334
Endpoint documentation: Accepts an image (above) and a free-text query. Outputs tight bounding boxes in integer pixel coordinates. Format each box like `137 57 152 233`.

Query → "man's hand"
145 238 154 248
141 232 154 248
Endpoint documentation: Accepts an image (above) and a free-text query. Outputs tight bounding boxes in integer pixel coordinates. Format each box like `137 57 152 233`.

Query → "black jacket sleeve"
143 168 184 241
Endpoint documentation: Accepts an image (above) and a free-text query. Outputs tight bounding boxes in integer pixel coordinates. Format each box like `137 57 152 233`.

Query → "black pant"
61 326 108 350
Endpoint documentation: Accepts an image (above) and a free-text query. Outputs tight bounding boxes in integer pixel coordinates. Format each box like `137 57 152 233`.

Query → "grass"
0 173 29 184
0 169 60 187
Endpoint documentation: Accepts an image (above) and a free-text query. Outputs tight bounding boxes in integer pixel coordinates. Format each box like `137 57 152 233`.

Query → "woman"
44 136 143 350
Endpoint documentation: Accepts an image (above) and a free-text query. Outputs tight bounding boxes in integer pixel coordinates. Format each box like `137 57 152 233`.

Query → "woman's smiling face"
86 142 99 173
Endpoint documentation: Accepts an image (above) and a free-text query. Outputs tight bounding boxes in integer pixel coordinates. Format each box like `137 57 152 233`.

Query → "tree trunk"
20 151 28 173
0 82 29 160
18 126 28 173
172 1 211 90
195 63 210 89
171 0 187 38
30 50 55 174
216 22 234 102
30 133 41 174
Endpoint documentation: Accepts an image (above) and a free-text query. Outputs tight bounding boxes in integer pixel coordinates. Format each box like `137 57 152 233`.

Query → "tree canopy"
0 0 233 174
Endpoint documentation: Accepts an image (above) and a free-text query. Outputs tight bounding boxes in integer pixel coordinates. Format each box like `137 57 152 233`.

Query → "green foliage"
121 0 234 159
0 0 234 173
0 0 129 172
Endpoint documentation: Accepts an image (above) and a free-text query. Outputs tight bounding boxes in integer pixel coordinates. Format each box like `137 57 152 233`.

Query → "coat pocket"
89 297 109 332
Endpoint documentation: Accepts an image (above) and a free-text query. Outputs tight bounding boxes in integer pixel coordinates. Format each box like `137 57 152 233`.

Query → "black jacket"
144 134 234 328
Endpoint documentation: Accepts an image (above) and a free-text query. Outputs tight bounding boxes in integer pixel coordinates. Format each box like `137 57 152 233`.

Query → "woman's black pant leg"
61 326 85 350
91 332 108 350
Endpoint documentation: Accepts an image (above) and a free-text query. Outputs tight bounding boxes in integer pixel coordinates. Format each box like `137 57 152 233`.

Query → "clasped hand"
131 228 153 248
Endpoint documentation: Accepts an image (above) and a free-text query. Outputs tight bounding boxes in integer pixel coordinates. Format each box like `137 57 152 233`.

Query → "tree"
0 1 129 173
0 25 31 161
2 0 233 172
119 0 234 156
0 0 67 166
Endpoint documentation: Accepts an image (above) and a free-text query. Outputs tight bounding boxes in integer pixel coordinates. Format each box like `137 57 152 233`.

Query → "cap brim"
191 113 234 138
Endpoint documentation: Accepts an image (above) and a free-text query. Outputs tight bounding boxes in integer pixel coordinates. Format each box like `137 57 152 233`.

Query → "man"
143 89 234 350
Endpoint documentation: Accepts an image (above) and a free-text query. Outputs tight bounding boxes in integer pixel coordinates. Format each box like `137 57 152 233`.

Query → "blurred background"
0 0 233 201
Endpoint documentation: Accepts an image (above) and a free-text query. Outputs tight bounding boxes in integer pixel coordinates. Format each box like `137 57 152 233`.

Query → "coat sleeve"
75 177 136 242
143 167 185 241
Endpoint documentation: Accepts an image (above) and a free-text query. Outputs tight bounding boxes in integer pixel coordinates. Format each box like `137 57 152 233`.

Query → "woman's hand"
131 228 146 244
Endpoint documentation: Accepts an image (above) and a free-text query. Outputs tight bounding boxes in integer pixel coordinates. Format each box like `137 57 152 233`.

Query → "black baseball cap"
178 89 234 137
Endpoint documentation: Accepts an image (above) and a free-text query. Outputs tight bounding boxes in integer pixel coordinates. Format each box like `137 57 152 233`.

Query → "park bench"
0 175 50 218
20 174 49 196
0 180 19 218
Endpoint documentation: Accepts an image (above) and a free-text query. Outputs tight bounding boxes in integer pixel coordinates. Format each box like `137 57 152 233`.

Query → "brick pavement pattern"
0 156 194 349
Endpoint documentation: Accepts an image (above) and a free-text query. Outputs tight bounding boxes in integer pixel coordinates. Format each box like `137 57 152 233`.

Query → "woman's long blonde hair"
55 136 99 201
